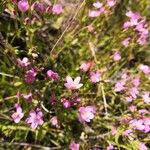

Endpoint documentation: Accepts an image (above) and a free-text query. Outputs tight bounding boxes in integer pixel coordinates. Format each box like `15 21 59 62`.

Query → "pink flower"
78 106 96 123
106 144 114 150
88 10 101 17
130 119 145 131
18 0 29 12
138 109 148 115
11 104 24 123
64 76 83 90
129 87 139 99
61 98 71 108
52 4 63 15
93 2 103 8
107 0 116 7
138 64 150 74
131 77 140 87
25 68 37 84
125 96 133 102
22 92 32 102
47 70 59 80
111 127 117 135
17 57 30 67
26 108 44 129
143 117 150 133
79 61 92 72
137 34 148 45
122 37 131 47
90 71 101 83
129 105 137 112
141 92 150 104
69 142 80 150
123 21 132 29
138 143 148 150
123 129 133 137
126 11 141 26
114 81 126 92
112 52 121 61
50 116 59 128
126 11 140 19
135 20 146 32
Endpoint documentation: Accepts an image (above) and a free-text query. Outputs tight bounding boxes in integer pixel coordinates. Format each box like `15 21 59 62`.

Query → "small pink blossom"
112 52 121 61
123 21 132 29
138 64 150 74
93 2 103 9
130 119 145 131
122 37 131 47
129 87 139 99
131 77 140 87
106 144 114 150
135 20 146 32
125 96 133 102
107 0 116 7
141 92 150 104
50 116 59 128
126 11 141 26
138 143 148 150
80 61 92 72
99 7 105 14
137 36 148 45
143 117 150 133
69 141 80 150
121 72 128 81
90 71 101 83
129 105 136 112
114 81 126 92
78 106 96 123
61 98 71 108
123 129 133 137
11 104 24 123
52 4 63 15
88 10 101 17
26 108 44 129
18 0 29 12
47 70 59 80
64 76 83 90
17 57 30 67
25 68 37 84
138 109 148 115
111 127 117 135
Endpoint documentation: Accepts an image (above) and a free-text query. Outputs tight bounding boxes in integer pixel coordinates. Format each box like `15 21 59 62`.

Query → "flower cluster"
88 0 117 17
12 0 63 14
123 11 149 45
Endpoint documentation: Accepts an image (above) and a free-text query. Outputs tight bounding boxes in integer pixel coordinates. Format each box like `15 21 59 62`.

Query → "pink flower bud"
18 0 29 12
52 4 63 15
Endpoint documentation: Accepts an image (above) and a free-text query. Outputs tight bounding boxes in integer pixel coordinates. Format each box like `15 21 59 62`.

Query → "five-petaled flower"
64 76 83 90
11 104 24 123
26 108 44 129
69 141 80 150
78 106 96 123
